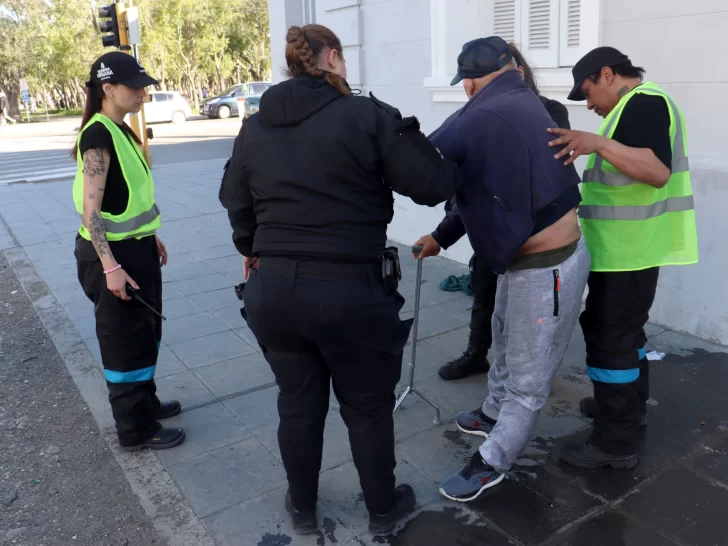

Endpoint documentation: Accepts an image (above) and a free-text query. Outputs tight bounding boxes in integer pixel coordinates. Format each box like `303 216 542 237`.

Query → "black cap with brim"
568 46 630 101
89 51 159 89
450 36 513 86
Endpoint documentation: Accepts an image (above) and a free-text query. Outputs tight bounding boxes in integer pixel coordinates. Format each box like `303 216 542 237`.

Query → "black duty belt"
257 257 373 281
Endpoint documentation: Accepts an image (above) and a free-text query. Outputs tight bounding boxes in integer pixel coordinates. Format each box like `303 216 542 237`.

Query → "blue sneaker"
456 407 496 437
439 452 505 502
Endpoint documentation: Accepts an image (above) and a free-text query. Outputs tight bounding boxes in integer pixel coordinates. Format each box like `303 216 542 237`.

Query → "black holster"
378 247 402 295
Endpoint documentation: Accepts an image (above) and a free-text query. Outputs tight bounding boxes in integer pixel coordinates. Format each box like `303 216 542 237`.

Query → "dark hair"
587 62 646 84
285 25 350 96
70 81 142 160
509 43 539 96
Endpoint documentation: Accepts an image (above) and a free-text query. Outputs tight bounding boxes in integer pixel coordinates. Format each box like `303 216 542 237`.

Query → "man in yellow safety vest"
547 47 698 469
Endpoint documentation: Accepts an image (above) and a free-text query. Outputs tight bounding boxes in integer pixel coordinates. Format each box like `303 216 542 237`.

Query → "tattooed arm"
82 148 115 267
82 147 138 300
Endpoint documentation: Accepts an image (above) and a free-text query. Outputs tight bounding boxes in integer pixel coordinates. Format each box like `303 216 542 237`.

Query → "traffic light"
98 3 129 49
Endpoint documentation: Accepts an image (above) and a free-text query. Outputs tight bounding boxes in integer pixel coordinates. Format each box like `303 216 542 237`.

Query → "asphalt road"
0 115 240 184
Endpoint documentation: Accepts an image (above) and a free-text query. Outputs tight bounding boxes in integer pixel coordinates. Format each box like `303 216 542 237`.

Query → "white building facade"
266 0 728 344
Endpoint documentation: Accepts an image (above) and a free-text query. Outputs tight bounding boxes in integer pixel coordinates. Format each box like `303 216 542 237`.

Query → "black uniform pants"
469 254 498 349
579 268 659 454
242 257 412 515
75 234 163 446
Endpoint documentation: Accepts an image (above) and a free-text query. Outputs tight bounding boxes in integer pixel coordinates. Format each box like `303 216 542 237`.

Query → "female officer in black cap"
72 51 184 452
220 24 459 537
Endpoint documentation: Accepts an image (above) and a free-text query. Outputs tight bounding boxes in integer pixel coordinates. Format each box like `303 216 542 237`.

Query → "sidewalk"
0 160 726 546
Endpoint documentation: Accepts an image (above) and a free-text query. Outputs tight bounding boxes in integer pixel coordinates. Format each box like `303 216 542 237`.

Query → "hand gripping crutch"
393 245 442 425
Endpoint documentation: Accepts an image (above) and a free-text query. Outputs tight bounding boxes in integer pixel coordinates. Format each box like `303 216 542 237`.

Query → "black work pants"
469 254 498 349
242 258 412 515
580 268 659 455
75 234 163 446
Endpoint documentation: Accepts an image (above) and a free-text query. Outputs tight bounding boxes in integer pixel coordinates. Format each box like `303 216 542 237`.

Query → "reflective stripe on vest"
582 90 689 186
579 195 694 221
77 203 160 234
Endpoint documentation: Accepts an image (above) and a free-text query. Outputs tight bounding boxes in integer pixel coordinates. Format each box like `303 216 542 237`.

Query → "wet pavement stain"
257 533 293 546
317 517 338 544
383 506 506 545
442 428 476 461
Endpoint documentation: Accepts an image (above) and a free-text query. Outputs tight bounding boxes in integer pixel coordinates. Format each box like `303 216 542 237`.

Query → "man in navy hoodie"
415 37 591 501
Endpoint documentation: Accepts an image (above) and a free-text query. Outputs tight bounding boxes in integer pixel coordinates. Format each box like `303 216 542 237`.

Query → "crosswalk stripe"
0 152 77 184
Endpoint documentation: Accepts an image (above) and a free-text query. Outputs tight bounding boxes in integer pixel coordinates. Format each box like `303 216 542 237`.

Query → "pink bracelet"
104 264 122 275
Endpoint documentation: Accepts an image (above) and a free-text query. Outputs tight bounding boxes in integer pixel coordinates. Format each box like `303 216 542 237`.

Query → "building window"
424 0 602 103
484 0 583 69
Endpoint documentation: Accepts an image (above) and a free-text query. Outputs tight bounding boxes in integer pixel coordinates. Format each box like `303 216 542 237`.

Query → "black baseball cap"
88 51 159 89
450 36 513 86
568 46 631 101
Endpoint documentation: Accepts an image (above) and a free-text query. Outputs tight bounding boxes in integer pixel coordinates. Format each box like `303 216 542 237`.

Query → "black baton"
125 284 166 320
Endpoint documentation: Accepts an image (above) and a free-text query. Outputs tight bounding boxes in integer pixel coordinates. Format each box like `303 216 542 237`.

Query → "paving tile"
83 337 102 364
232 327 261 351
194 353 275 397
258 409 353 472
318 458 442 537
393 390 456 443
189 244 239 261
396 424 482 485
170 331 257 370
552 509 680 546
168 438 287 518
160 296 203 320
155 370 216 408
156 403 251 466
161 312 227 345
621 466 728 546
163 260 217 282
169 272 232 296
189 287 239 312
212 305 246 330
156 345 188 378
223 385 280 437
160 281 185 300
416 373 487 416
204 486 355 546
72 316 97 340
411 306 468 341
683 434 728 486
205 254 243 274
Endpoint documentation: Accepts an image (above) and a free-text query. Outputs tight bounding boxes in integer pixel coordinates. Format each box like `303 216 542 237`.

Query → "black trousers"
580 268 659 454
242 258 412 515
469 254 498 349
76 234 163 446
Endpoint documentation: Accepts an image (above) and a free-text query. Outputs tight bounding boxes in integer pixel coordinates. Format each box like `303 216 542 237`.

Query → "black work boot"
121 427 186 452
580 397 647 427
155 400 182 420
438 334 490 381
368 484 416 536
285 490 318 535
560 441 638 469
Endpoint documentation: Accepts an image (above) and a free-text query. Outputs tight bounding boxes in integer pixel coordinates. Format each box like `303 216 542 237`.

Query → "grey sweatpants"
479 237 590 473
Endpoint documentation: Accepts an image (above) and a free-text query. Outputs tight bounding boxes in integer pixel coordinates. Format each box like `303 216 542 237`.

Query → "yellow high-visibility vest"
579 82 698 272
73 113 161 241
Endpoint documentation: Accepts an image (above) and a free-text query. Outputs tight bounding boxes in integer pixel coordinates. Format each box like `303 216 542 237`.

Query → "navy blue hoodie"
429 69 582 274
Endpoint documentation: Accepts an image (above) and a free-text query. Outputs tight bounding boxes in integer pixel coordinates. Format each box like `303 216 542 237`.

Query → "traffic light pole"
99 0 151 165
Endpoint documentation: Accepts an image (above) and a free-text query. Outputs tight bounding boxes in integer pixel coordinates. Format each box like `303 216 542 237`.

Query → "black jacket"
219 75 460 262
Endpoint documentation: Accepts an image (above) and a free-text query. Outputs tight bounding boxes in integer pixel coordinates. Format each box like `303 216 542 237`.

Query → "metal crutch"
393 245 442 425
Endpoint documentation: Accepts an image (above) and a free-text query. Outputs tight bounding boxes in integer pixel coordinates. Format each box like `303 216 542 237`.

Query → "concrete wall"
266 0 728 344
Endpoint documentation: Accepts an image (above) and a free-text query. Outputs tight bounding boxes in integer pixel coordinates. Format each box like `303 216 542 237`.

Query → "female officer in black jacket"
219 24 459 537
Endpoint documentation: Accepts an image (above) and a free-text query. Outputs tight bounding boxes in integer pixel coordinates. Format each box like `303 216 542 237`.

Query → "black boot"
368 484 416 536
121 427 186 452
155 400 182 420
438 334 489 381
580 397 647 427
560 441 638 469
285 490 317 535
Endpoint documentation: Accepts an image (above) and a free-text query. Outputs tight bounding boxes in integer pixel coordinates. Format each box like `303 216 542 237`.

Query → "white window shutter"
484 0 521 45
559 0 582 66
520 0 559 68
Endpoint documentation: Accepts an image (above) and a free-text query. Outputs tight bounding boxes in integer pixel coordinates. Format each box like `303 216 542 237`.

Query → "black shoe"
580 397 647 427
368 484 417 536
155 400 182 420
438 335 490 381
121 427 186 452
560 441 638 469
285 491 317 535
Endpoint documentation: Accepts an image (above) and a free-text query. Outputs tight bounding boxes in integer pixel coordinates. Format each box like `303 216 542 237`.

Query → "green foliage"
0 0 270 115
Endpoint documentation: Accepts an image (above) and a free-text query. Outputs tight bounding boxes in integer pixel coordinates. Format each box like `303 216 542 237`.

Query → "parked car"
144 91 191 124
241 93 262 126
201 82 272 119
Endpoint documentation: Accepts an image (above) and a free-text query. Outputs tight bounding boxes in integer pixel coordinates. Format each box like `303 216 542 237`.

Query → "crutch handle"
411 245 424 257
